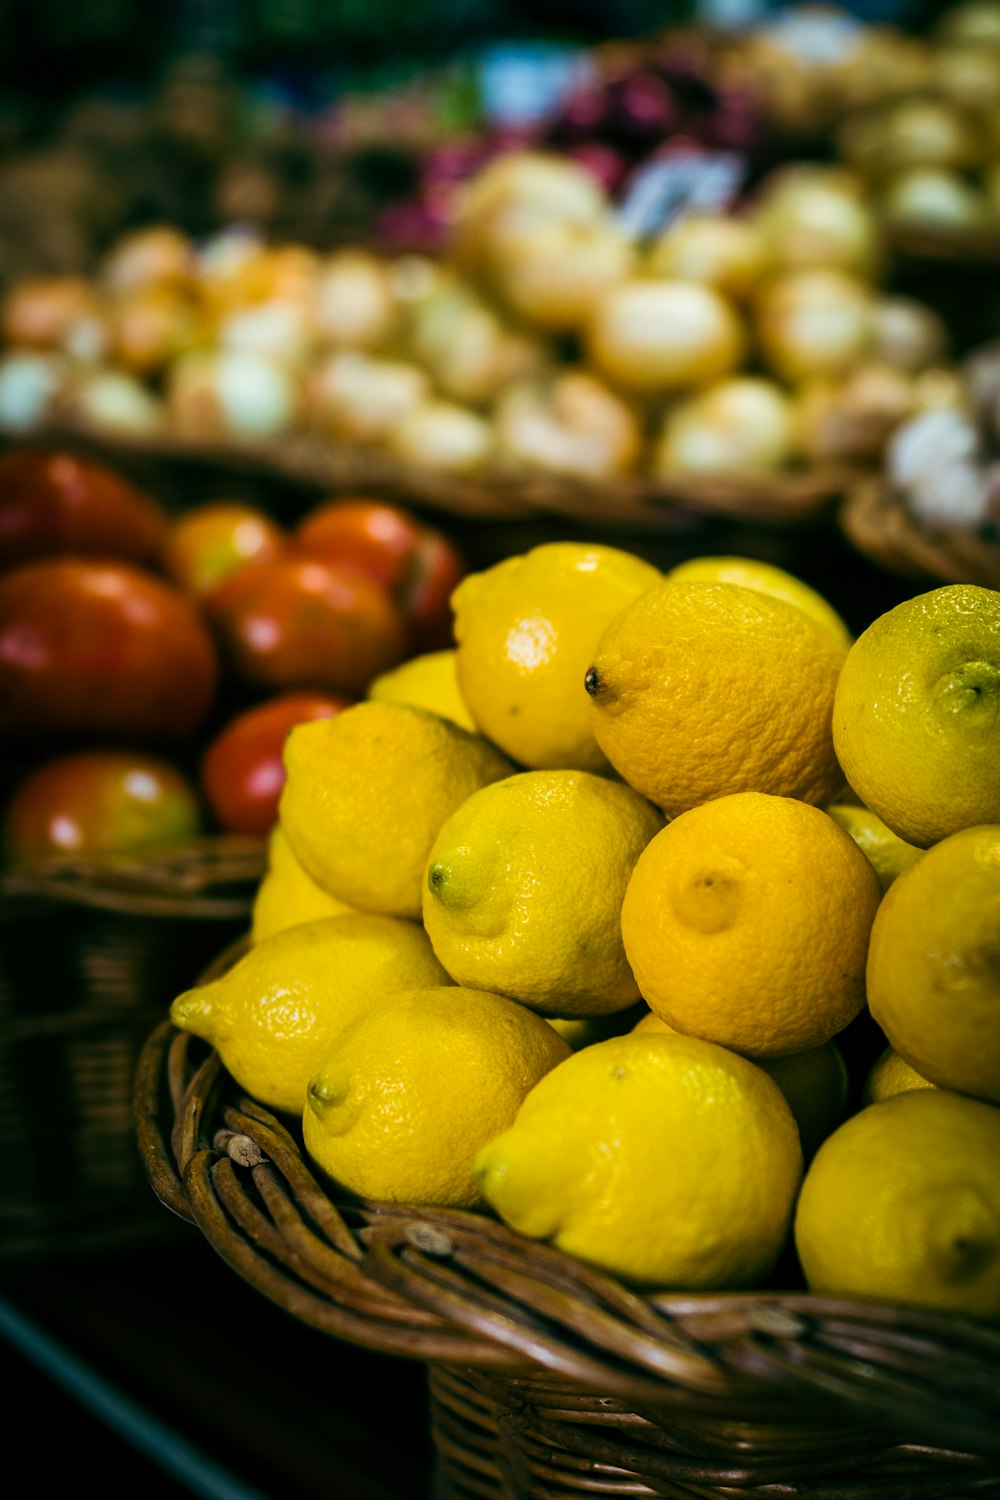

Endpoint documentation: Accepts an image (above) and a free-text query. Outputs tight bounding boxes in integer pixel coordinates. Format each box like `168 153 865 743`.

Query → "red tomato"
0 447 169 568
205 555 407 696
200 691 350 835
2 750 203 868
0 557 219 744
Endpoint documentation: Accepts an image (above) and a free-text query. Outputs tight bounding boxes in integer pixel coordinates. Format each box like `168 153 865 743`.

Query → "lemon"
169 912 452 1115
476 1031 803 1288
549 1008 642 1050
621 792 882 1055
302 985 571 1207
451 541 662 772
250 825 356 943
422 769 664 1016
825 802 923 893
866 824 1000 1103
631 1010 848 1159
585 580 848 815
667 554 853 650
367 649 477 731
833 583 1000 847
279 700 514 919
862 1045 936 1105
794 1089 1000 1319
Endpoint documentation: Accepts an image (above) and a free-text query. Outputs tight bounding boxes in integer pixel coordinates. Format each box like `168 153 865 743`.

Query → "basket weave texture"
0 840 264 1259
135 1009 1000 1500
839 477 1000 590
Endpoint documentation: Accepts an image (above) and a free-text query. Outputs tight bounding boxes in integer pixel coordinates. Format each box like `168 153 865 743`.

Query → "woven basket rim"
0 419 858 530
0 835 267 918
133 1015 1000 1460
839 475 1000 589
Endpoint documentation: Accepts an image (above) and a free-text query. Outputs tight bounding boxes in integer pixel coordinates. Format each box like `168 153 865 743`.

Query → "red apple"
0 557 219 744
2 750 203 869
206 555 407 696
161 500 288 599
0 446 170 569
200 690 351 836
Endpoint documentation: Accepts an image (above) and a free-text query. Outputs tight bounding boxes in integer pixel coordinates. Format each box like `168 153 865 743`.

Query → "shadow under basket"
0 841 264 1260
135 1018 1000 1500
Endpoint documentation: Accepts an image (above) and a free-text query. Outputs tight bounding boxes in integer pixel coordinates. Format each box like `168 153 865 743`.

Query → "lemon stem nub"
584 666 601 697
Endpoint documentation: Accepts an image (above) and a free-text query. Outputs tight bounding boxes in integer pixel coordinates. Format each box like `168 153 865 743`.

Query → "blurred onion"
0 351 70 431
57 367 166 435
109 284 206 375
793 364 916 464
493 369 643 478
450 151 610 276
407 282 546 406
388 400 494 474
167 349 300 439
490 217 634 332
754 267 875 383
306 351 431 443
869 295 949 373
101 225 195 294
644 214 767 301
1 276 104 353
312 249 400 352
586 278 747 395
878 166 989 229
652 376 796 476
751 167 881 275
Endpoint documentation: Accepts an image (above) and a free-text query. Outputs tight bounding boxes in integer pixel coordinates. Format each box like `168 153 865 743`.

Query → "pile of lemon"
171 542 1000 1321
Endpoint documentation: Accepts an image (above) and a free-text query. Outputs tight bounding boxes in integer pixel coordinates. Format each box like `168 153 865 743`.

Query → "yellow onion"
644 213 767 301
215 298 314 367
838 98 984 178
306 351 431 443
652 376 796 476
166 349 300 439
1 276 104 353
931 46 1000 110
407 282 546 407
490 217 634 333
754 267 875 384
793 364 917 464
869 295 949 373
878 166 989 230
751 167 881 276
493 369 643 478
108 284 206 376
388 400 494 475
935 0 1000 48
586 278 747 395
312 249 400 352
56 367 166 435
450 150 609 275
101 224 195 294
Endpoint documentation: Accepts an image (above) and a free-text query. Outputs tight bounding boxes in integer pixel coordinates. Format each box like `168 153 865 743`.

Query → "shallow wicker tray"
839 476 1000 590
135 999 1000 1499
0 839 265 1260
1 419 855 532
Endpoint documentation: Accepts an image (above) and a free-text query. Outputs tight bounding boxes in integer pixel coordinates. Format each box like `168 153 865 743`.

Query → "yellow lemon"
585 580 848 815
621 792 882 1055
548 1008 643 1050
667 554 853 649
451 541 662 772
825 802 923 893
169 912 452 1115
476 1031 803 1288
367 648 477 731
833 583 1000 847
279 700 514 919
862 1045 937 1105
866 824 1000 1103
250 825 356 943
631 1010 848 1159
422 769 664 1016
302 985 571 1208
794 1089 1000 1319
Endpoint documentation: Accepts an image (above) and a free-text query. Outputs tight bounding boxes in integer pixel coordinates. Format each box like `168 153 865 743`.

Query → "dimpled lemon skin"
279 700 514 919
367 649 477 732
251 825 357 944
667 555 853 650
452 541 662 772
794 1090 1000 1320
866 824 1000 1103
423 769 664 1017
826 802 923 894
833 584 1000 848
476 1032 803 1289
302 986 571 1208
169 912 452 1115
586 580 848 815
621 792 882 1056
632 1011 848 1159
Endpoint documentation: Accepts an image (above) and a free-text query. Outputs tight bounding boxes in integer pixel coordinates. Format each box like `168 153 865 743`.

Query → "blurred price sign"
617 149 747 240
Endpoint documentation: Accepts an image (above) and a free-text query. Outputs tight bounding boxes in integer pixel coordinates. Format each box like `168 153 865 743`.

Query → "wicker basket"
0 840 265 1260
839 477 1000 590
135 1009 1000 1500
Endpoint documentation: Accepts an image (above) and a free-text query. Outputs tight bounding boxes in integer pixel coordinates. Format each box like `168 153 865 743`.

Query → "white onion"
407 283 546 406
388 400 494 474
60 368 166 435
306 351 431 443
879 166 989 229
586 278 747 395
491 217 634 333
312 250 399 351
886 407 981 491
869 295 949 372
644 214 767 301
101 224 195 294
493 369 642 478
751 169 881 275
166 349 300 439
0 351 69 430
754 268 875 383
652 376 796 476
